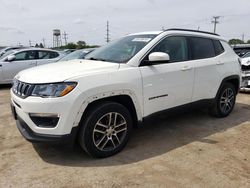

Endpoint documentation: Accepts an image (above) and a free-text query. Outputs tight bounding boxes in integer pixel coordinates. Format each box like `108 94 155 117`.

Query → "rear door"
2 50 37 82
189 37 225 101
36 51 60 66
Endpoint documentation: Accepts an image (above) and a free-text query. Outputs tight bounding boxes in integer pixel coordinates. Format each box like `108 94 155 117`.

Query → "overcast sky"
1 0 250 47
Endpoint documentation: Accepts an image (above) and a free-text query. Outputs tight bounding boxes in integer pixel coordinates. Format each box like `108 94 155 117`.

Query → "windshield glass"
59 49 94 61
243 52 250 58
85 34 156 63
0 50 16 60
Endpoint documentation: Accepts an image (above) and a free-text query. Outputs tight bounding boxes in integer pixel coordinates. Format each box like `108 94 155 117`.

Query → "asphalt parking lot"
0 85 249 188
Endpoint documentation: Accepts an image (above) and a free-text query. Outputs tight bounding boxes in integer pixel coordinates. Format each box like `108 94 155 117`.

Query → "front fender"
72 89 143 127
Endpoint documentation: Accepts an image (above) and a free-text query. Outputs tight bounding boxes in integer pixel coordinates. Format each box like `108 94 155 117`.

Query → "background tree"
65 42 77 49
228 39 244 45
76 41 86 49
39 43 44 48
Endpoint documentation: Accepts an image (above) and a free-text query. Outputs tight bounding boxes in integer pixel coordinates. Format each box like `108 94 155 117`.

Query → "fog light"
29 113 59 128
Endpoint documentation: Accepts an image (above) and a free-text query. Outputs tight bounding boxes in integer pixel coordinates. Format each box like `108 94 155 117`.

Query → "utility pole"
62 31 68 45
29 40 32 47
242 33 245 43
106 21 110 43
42 38 46 48
212 16 220 33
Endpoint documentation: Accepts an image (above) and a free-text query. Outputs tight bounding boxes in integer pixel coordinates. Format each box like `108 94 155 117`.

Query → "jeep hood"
16 60 120 84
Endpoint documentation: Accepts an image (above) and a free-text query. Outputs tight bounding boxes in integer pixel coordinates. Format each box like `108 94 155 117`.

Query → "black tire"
78 101 133 158
210 82 236 118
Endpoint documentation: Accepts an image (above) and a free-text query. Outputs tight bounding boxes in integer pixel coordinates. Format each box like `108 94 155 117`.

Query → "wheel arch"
216 75 240 98
73 90 142 128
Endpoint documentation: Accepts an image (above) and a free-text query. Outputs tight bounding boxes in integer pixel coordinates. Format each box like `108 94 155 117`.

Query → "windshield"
242 52 250 58
59 49 94 61
0 50 16 60
85 34 156 63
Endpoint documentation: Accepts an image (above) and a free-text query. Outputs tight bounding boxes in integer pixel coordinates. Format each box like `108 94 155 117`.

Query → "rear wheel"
210 83 236 118
78 101 132 158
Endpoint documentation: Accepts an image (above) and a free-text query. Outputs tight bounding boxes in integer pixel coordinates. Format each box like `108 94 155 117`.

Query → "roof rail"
165 28 220 36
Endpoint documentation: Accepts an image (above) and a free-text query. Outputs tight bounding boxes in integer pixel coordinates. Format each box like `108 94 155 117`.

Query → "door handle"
181 66 192 71
0 64 2 67
216 61 224 65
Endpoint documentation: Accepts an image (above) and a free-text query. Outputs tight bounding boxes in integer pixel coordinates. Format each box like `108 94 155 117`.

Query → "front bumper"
11 104 78 143
10 85 85 140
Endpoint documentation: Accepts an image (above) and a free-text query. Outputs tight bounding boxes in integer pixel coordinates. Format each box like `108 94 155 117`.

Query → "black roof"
165 28 220 36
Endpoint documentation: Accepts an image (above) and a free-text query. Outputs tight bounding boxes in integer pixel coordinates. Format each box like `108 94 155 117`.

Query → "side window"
38 51 59 59
38 51 50 59
149 36 188 63
15 51 36 61
190 37 215 60
49 52 59 58
213 40 225 56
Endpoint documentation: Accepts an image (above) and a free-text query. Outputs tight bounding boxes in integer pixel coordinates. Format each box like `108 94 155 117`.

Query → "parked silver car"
0 48 61 84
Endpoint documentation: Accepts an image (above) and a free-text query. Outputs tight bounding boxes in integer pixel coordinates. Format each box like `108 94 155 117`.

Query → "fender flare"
215 75 240 99
73 89 143 127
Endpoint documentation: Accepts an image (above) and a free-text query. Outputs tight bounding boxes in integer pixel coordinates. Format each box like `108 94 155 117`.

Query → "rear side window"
213 40 224 55
49 52 59 58
189 37 215 60
38 51 59 59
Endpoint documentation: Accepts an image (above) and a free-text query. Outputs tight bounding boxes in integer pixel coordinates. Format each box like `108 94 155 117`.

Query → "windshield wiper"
89 57 107 61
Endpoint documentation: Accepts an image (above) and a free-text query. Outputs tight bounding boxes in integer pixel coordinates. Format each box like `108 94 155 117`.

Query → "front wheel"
210 83 236 118
78 101 133 158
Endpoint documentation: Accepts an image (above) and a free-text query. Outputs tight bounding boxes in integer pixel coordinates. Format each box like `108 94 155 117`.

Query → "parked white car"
240 52 250 91
11 29 241 158
0 48 61 84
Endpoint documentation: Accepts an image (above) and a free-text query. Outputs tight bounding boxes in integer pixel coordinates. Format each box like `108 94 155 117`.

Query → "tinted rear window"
213 40 224 55
190 37 215 60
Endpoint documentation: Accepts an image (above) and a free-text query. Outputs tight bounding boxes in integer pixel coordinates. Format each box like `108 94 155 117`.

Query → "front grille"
242 65 250 71
12 80 33 98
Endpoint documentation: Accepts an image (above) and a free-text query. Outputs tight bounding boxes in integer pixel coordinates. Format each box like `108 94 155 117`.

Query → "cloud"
0 26 25 34
73 18 84 24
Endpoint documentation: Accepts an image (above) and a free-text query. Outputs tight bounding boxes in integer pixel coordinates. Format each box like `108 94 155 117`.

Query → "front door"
139 36 195 117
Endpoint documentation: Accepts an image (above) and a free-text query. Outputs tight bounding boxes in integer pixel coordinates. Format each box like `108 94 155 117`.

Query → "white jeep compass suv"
11 29 241 158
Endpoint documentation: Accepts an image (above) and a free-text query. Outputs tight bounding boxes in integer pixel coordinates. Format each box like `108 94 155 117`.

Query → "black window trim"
139 34 226 66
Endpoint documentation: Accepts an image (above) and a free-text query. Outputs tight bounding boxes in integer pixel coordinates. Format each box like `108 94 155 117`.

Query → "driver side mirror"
7 54 16 62
148 52 170 63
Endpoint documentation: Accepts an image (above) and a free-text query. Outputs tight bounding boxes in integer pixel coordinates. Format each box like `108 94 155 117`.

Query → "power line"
106 21 110 43
212 16 220 33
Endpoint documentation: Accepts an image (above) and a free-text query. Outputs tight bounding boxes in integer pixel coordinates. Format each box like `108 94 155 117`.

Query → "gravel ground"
0 85 249 188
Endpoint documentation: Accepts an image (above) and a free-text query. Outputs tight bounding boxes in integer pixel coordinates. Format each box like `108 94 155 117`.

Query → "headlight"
31 82 77 98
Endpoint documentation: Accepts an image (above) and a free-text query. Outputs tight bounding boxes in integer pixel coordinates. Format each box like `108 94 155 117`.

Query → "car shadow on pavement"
33 102 250 167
